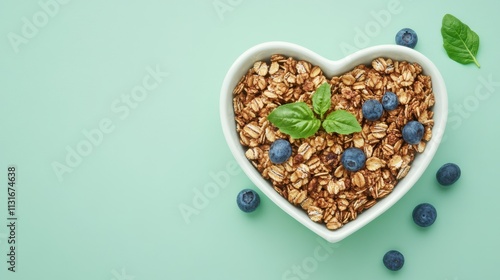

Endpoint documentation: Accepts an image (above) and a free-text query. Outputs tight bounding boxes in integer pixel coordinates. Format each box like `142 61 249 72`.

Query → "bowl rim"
220 41 448 243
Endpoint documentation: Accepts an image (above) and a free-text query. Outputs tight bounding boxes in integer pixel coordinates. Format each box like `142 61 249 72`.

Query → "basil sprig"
267 83 361 139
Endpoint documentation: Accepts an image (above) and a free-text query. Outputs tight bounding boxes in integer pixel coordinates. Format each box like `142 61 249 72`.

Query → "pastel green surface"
0 0 499 279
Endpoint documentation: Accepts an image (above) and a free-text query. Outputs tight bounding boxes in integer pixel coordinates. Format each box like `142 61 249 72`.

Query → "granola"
233 55 435 230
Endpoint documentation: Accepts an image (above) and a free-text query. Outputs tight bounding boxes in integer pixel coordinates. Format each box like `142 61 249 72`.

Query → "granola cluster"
233 55 435 230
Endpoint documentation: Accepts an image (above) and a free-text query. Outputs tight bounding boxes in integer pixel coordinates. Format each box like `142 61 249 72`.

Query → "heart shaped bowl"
220 41 447 243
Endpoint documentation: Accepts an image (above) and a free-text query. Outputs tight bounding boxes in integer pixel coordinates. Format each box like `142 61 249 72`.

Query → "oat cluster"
233 55 435 230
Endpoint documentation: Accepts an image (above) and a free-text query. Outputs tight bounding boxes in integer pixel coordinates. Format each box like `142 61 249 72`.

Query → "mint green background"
1 0 499 279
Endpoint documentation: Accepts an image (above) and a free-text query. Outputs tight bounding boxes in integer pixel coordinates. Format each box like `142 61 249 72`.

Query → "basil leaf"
267 102 320 139
312 83 331 119
322 110 362 134
441 14 480 68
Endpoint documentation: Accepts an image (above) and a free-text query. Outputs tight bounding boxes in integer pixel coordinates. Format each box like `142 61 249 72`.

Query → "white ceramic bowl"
220 42 447 243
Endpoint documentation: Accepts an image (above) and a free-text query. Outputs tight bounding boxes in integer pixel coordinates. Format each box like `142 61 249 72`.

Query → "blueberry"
402 121 424 144
269 139 292 164
362 99 383 121
436 163 461 186
395 28 418 48
383 250 405 271
382 91 399 111
412 203 437 227
236 189 260 213
341 147 366 172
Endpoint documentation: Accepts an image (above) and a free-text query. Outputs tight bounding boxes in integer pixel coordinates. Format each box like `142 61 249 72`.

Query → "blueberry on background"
395 28 418 48
412 203 437 227
236 189 260 213
341 147 366 172
383 250 405 271
436 163 461 186
362 99 384 121
382 91 399 111
269 139 292 164
402 121 424 144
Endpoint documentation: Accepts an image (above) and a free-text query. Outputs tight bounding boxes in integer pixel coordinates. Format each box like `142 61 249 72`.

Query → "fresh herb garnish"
267 83 361 139
266 102 321 139
441 14 480 68
322 110 362 135
312 83 331 119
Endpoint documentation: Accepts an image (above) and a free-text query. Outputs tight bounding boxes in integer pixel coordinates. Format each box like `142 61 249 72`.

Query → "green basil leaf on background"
441 14 480 68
